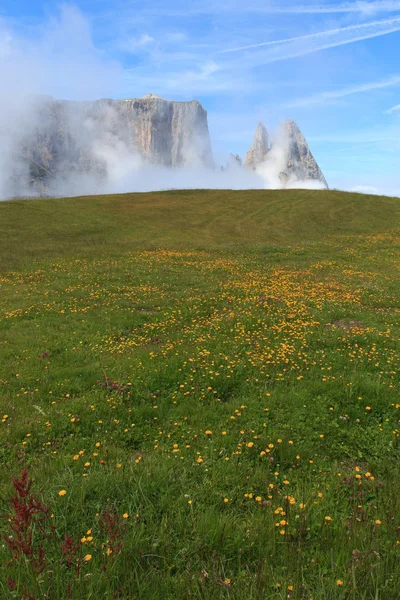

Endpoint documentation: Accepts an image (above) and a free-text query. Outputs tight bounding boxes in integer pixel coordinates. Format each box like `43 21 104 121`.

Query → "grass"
0 188 399 599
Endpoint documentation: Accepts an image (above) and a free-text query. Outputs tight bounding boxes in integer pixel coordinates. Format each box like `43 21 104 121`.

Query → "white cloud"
0 6 122 101
250 1 400 15
308 128 400 143
125 0 400 17
164 32 188 43
286 75 400 107
385 103 400 113
0 30 13 58
219 16 400 64
351 185 379 193
122 60 241 97
119 34 155 53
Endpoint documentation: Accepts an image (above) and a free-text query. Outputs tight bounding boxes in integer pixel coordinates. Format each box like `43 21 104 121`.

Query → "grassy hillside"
1 189 400 599
1 188 400 267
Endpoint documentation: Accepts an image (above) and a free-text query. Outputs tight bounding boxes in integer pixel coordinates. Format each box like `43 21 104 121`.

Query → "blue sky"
1 0 400 194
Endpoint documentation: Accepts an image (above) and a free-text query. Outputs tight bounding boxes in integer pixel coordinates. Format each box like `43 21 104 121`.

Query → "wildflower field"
0 189 400 599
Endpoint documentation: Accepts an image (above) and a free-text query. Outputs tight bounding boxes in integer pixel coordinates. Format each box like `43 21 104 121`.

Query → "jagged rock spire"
244 118 327 188
229 153 242 167
245 122 269 170
277 119 327 187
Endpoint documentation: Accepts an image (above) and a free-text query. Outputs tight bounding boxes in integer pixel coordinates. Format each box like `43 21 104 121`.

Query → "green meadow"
0 189 399 599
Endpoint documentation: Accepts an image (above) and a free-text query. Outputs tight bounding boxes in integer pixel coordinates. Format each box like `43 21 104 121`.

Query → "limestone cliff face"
120 94 213 167
19 94 213 192
245 122 269 170
244 119 327 188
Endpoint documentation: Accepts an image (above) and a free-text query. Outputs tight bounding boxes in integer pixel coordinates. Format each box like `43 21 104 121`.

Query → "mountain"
14 94 213 195
245 122 269 170
278 120 327 187
245 119 327 188
5 94 327 196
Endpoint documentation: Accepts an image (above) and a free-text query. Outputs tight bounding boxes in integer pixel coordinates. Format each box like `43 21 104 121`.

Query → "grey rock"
244 119 327 188
229 153 242 167
245 122 269 170
276 119 327 187
16 94 213 192
279 171 289 186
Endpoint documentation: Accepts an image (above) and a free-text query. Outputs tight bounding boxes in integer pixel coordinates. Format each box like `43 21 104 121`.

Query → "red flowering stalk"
21 587 36 600
61 534 81 576
4 469 51 576
98 508 124 562
7 577 17 590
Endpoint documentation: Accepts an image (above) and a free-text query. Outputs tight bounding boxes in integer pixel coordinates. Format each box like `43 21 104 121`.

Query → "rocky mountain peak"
276 119 327 187
244 118 327 188
281 118 301 135
229 153 242 167
13 94 214 195
245 122 269 170
142 93 164 100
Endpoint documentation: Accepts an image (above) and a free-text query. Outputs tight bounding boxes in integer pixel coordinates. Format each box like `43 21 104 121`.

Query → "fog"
0 5 325 200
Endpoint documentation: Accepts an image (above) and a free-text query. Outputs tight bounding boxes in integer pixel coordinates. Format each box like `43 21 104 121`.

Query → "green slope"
1 188 400 599
1 189 399 268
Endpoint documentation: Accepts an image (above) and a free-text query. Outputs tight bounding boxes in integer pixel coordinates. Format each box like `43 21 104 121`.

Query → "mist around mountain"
244 120 327 189
0 93 327 199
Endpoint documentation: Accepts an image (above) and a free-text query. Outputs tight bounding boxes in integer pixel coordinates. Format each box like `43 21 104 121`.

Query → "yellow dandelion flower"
58 490 67 496
84 554 92 562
